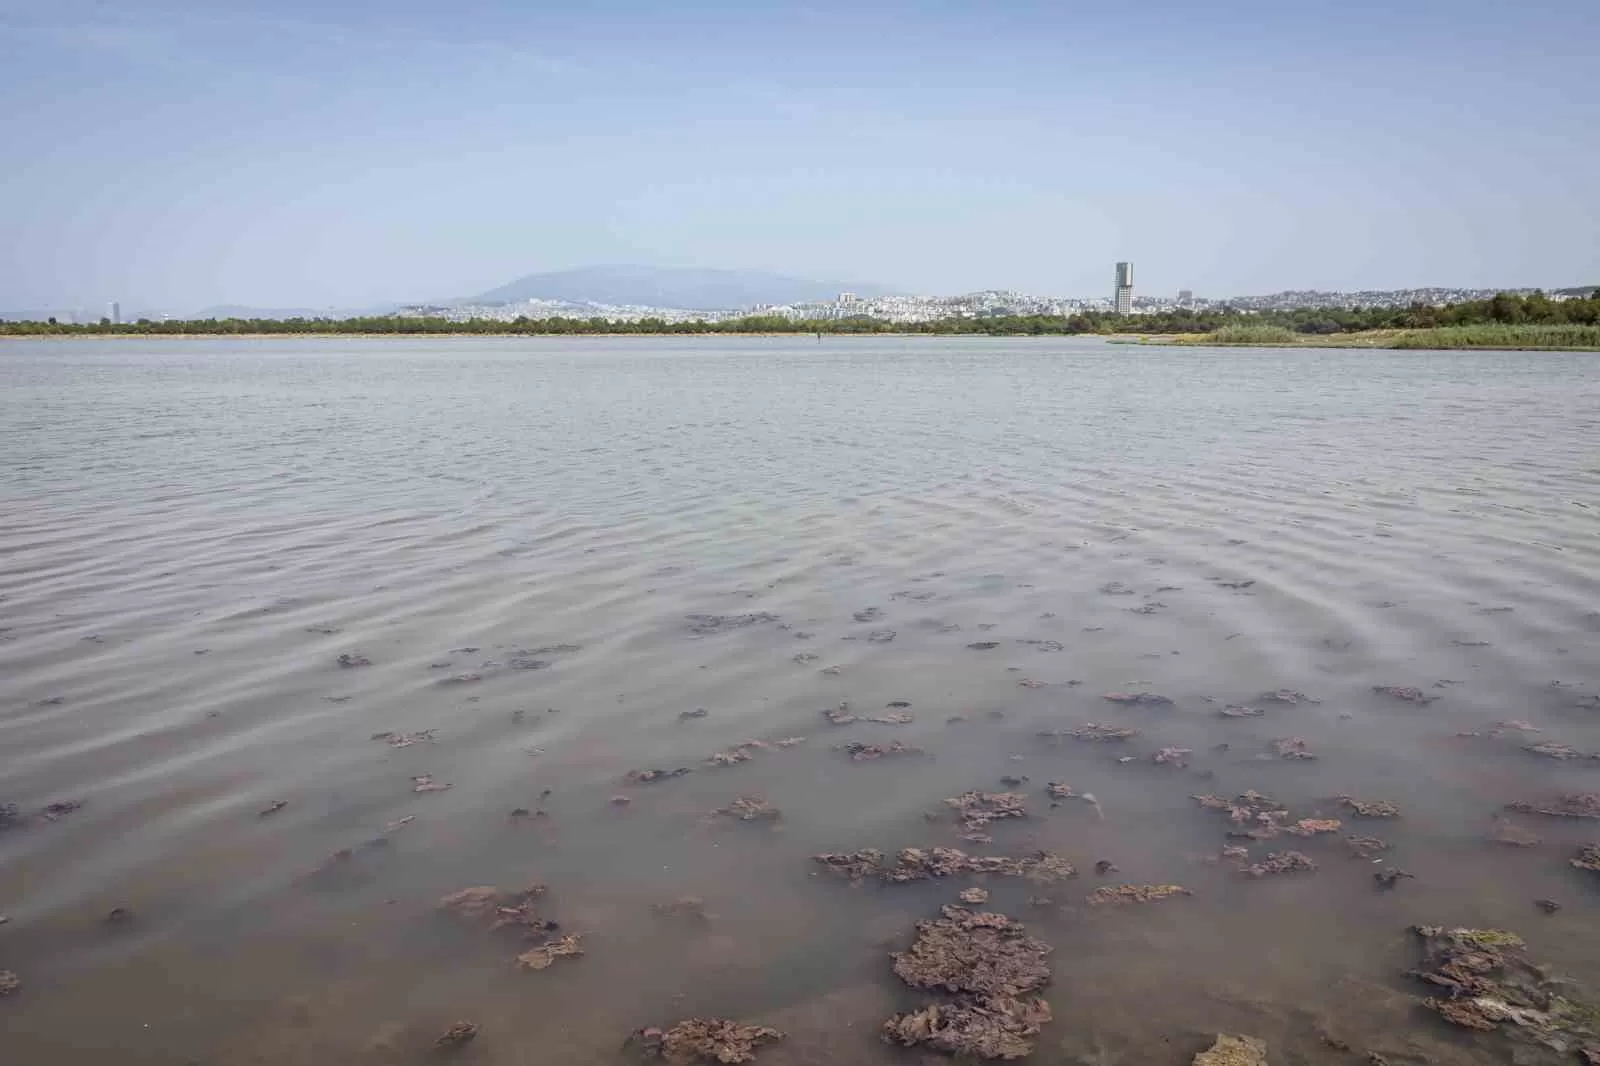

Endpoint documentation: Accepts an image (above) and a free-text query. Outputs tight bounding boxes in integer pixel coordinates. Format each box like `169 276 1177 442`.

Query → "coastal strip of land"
3 292 1596 350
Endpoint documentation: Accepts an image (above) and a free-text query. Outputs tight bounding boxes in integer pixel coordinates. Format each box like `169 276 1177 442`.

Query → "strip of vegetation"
3 291 1597 345
1387 323 1600 349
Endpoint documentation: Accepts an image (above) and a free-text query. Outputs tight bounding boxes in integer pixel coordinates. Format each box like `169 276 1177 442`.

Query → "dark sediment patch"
684 612 780 636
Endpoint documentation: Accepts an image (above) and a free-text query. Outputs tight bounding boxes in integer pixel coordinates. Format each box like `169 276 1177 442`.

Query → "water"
2 335 1598 1065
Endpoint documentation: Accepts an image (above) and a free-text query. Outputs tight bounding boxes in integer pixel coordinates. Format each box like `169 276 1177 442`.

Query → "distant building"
1114 262 1134 314
110 301 121 324
1177 289 1193 309
838 292 858 304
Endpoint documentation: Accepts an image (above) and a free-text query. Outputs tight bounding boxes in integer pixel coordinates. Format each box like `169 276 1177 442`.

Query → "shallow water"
2 335 1599 1065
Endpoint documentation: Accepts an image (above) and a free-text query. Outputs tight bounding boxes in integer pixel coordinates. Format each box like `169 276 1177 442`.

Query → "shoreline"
1121 330 1600 352
4 330 1597 351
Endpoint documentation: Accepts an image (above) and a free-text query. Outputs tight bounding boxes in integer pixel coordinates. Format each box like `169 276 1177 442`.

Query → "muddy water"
2 336 1599 1065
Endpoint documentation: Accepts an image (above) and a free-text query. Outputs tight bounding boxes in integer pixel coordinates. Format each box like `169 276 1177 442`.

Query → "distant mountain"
470 265 898 310
191 304 398 320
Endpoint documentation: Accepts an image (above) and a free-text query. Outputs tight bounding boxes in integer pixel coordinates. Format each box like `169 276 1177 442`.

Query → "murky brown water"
2 336 1599 1065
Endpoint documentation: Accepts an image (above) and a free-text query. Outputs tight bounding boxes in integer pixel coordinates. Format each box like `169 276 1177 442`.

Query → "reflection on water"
1 336 1598 1064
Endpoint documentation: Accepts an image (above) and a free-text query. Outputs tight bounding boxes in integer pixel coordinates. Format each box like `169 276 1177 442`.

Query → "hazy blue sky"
2 0 1596 311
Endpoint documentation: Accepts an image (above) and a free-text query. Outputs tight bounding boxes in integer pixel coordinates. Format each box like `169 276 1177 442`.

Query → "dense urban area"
5 291 1599 350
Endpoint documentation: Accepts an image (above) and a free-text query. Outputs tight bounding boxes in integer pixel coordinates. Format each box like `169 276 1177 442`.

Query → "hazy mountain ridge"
469 264 899 310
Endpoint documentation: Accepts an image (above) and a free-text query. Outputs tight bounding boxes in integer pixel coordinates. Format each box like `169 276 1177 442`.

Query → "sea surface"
2 335 1599 1065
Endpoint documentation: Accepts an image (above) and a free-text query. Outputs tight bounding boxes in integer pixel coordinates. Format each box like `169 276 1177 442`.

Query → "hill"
470 265 897 310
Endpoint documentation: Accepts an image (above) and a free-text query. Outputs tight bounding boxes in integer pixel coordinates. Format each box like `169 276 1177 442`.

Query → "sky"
1 0 1596 312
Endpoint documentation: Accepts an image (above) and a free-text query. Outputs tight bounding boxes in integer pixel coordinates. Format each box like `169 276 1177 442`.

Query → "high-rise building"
1177 289 1194 309
838 292 858 304
1114 262 1134 314
110 301 121 324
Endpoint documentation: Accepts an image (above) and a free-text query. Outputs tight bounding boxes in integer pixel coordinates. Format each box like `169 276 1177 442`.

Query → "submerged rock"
813 847 1076 885
1269 737 1317 760
1372 685 1437 704
946 791 1027 834
633 1018 783 1064
1410 925 1600 1056
1507 793 1600 820
335 652 371 668
1488 820 1541 847
1346 835 1390 858
1045 782 1077 800
625 767 693 784
1086 884 1191 906
438 884 549 930
1065 722 1139 742
821 703 857 725
0 970 19 996
1243 851 1316 877
714 796 781 822
1259 689 1317 705
436 1022 479 1048
1102 692 1174 706
1219 704 1265 718
652 896 709 921
1193 1033 1268 1066
1340 796 1400 818
684 613 780 635
1523 741 1600 762
705 746 754 768
1284 818 1342 837
812 849 885 882
883 995 1052 1060
960 887 990 905
840 739 921 761
1373 869 1415 889
1571 845 1600 873
515 934 583 970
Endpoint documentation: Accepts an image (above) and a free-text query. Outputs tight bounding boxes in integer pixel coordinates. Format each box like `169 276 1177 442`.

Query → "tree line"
3 290 1596 338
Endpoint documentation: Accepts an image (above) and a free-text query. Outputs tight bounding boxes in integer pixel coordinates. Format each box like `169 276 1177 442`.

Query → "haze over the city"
2 0 1596 312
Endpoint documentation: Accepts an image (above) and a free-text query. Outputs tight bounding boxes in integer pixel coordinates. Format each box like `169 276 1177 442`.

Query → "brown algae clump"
885 905 1053 1059
713 796 781 822
1410 925 1600 1055
946 791 1027 834
1243 851 1316 877
1086 884 1191 906
632 1018 783 1063
883 996 1052 1060
1507 793 1600 820
1340 796 1401 818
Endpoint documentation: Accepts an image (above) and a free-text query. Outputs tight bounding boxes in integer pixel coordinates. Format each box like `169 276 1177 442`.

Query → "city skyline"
2 1 1596 310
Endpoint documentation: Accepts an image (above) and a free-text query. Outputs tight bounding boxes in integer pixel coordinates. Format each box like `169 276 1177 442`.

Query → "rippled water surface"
3 336 1599 1065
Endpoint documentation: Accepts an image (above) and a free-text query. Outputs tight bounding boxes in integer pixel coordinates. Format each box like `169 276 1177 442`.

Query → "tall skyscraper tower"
1114 262 1134 314
110 301 121 325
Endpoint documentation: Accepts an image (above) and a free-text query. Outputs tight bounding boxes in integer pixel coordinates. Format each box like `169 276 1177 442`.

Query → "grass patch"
1206 323 1300 345
1388 323 1600 349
